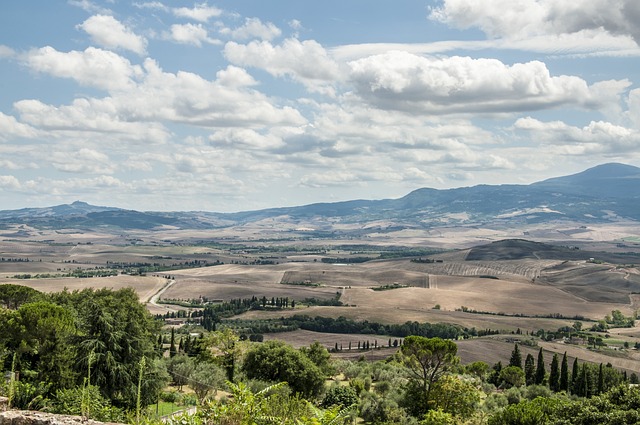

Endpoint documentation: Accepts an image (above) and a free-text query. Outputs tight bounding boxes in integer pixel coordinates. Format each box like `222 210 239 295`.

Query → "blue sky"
1 0 639 212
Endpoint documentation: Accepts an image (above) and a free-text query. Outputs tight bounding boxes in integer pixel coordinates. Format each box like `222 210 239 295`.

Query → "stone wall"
0 411 121 425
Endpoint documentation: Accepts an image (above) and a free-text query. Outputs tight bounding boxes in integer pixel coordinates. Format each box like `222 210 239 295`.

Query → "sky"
1 0 639 212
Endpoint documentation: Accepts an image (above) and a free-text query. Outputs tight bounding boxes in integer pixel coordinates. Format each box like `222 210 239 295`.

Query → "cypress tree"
597 363 604 395
169 327 177 357
571 358 579 394
549 353 560 391
560 352 569 392
509 343 522 369
535 347 546 385
524 353 536 386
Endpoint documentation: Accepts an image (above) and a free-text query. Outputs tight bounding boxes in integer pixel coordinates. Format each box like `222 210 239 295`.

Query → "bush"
322 385 358 408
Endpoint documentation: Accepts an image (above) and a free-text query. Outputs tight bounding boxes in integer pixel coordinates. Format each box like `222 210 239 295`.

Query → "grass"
149 401 187 417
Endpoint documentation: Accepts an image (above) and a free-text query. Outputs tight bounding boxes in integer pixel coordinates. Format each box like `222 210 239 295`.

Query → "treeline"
277 315 498 339
12 268 118 279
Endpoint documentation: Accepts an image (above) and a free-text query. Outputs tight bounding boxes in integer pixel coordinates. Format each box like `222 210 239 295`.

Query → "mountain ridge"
1 163 638 231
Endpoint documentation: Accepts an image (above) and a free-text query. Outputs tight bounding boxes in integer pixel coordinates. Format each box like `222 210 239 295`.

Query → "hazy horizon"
1 1 639 212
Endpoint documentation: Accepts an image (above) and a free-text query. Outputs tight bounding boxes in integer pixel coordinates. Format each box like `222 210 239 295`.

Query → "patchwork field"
2 227 640 372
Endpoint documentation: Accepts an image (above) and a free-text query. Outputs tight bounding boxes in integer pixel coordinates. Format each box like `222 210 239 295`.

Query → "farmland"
2 225 640 374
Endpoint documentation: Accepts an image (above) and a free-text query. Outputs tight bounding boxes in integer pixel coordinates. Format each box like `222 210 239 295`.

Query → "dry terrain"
2 225 640 372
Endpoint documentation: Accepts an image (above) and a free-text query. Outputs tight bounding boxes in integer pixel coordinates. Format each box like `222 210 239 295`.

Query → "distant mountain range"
1 163 639 232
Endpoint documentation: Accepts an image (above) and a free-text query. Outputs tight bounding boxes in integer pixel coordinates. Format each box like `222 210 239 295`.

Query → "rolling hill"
0 163 638 231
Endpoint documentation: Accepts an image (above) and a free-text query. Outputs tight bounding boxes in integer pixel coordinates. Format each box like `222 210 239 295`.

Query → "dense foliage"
2 285 640 425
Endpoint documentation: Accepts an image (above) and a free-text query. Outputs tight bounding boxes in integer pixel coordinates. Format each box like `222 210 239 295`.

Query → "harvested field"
456 336 640 375
262 329 394 351
539 261 640 303
160 264 340 302
340 279 630 319
235 305 576 333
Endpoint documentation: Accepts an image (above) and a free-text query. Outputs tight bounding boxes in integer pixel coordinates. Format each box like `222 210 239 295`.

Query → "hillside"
0 163 639 232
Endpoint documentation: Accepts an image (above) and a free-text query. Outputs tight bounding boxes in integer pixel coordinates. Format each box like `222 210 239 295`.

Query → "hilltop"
0 163 639 236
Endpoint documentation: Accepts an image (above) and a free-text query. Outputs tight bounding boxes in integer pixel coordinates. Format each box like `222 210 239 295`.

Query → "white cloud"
209 128 285 150
514 117 640 154
0 45 15 58
168 23 220 46
347 51 618 114
0 112 38 140
223 18 281 41
431 0 640 45
68 0 111 14
118 59 306 128
224 38 341 94
23 46 144 91
14 98 171 144
173 3 222 22
77 15 147 55
50 148 115 174
0 175 21 190
133 2 168 12
215 65 258 87
627 89 640 129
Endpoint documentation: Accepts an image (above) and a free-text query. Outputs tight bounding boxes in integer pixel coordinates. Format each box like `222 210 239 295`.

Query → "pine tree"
535 347 546 385
549 353 560 391
524 353 536 386
509 343 522 369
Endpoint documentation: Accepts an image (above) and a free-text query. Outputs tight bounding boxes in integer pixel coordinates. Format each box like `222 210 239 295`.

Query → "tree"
322 385 358 408
549 353 560 392
535 348 546 385
242 340 326 398
571 358 580 394
0 301 77 394
169 328 177 358
429 374 481 419
559 352 569 392
509 343 522 369
597 363 604 395
524 354 536 386
189 361 226 403
300 341 335 376
399 336 458 416
202 328 242 382
499 366 525 389
0 284 44 309
52 288 161 409
165 354 194 391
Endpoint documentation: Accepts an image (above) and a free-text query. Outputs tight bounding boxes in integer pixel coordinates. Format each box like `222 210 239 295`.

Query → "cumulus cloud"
0 112 38 140
23 46 144 91
224 38 341 94
77 15 148 55
50 148 115 174
118 59 306 128
13 98 171 144
222 18 281 41
173 3 222 22
0 175 21 190
215 65 258 87
209 128 285 150
514 117 640 154
627 89 640 129
347 51 618 114
430 0 640 45
168 23 220 46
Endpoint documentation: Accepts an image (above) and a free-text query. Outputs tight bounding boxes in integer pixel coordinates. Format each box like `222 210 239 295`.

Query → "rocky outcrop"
0 411 122 425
